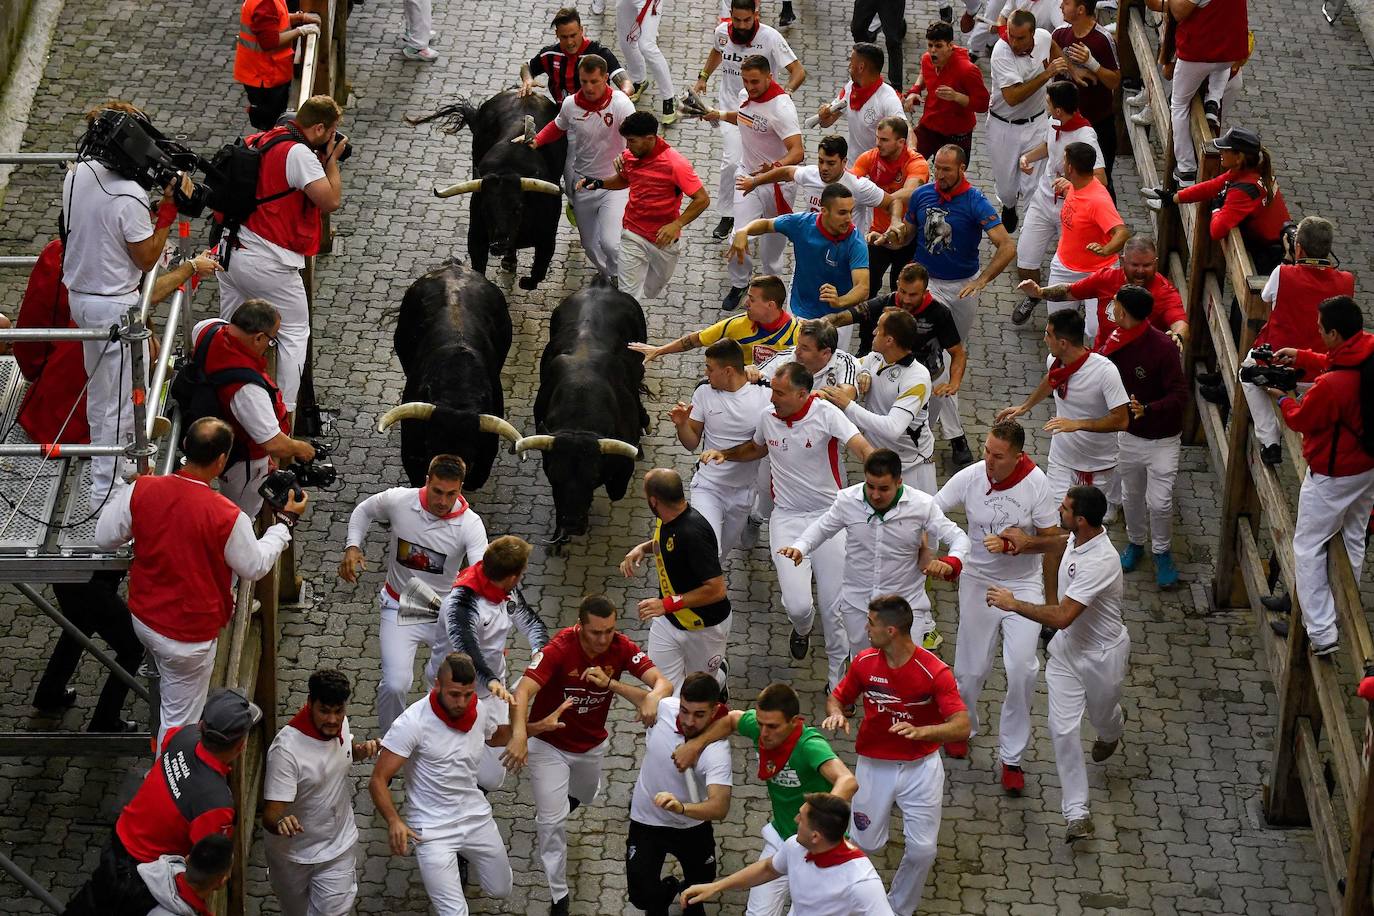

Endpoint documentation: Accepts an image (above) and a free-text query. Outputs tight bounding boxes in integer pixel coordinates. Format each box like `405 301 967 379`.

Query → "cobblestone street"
2 0 1372 913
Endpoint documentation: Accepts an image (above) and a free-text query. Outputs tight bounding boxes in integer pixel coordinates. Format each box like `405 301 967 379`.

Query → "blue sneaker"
1154 550 1179 588
1119 542 1144 572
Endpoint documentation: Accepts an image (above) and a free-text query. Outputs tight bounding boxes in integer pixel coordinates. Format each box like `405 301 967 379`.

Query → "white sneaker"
403 45 440 62
1129 109 1153 126
399 32 440 47
1126 88 1148 108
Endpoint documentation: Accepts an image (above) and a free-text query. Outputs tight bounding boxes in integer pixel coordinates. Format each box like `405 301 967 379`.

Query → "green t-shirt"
738 710 839 838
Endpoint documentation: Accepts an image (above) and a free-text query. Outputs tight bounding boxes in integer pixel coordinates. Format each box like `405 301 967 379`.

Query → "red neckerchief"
987 453 1036 493
805 839 868 867
1095 319 1150 356
936 177 972 203
757 719 806 779
573 87 613 112
419 487 468 519
742 80 787 107
1053 113 1091 141
847 75 886 111
775 394 816 426
815 213 855 243
287 703 343 744
675 702 730 735
907 291 935 315
175 873 212 916
757 309 794 333
1048 349 1091 398
869 144 915 191
729 21 760 44
452 562 510 604
428 689 479 731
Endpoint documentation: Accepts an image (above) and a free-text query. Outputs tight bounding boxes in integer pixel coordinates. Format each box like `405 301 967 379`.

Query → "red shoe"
945 741 969 759
1001 763 1024 795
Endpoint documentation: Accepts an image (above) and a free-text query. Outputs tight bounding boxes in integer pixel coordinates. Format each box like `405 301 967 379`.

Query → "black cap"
201 687 262 743
1211 126 1261 154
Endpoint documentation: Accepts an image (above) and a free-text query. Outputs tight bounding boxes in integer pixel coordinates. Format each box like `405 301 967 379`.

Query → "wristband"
698 69 709 80
1000 536 1016 554
663 594 684 613
584 177 605 191
155 199 178 230
274 510 299 529
1086 56 1102 73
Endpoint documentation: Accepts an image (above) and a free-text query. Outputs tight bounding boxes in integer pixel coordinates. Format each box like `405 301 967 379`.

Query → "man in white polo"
816 43 904 159
986 11 1063 233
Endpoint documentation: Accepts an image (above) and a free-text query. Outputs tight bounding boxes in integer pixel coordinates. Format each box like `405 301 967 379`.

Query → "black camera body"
80 110 213 216
256 441 338 509
1240 344 1303 391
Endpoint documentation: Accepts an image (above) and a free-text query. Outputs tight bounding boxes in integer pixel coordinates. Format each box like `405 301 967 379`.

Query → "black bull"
412 90 567 290
382 262 518 490
525 286 651 541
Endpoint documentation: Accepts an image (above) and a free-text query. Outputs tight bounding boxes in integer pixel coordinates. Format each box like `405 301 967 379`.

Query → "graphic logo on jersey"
1135 366 1146 379
804 439 813 448
770 764 801 787
754 344 778 363
530 650 545 669
853 811 872 831
396 538 447 574
631 651 647 666
665 535 676 552
1067 563 1076 578
922 206 954 255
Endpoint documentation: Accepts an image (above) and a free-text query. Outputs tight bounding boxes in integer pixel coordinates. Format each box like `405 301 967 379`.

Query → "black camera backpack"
205 130 301 261
169 322 278 463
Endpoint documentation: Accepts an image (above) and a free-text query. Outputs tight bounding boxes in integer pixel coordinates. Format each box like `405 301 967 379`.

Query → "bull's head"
434 174 561 256
378 403 522 489
515 431 638 542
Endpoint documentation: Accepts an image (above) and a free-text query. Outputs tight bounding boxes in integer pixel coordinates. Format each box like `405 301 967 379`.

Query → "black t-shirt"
846 292 962 377
654 506 731 630
528 39 626 104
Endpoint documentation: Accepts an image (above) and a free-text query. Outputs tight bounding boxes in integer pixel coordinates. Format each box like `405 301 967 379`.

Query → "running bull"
412 90 567 290
379 262 522 489
519 285 650 544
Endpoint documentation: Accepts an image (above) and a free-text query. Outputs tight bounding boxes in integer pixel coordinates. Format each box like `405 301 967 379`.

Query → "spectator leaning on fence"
233 0 321 130
1165 0 1249 184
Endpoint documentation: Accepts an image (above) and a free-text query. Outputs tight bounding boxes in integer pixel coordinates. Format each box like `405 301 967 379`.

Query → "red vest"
233 0 294 88
1256 264 1356 352
196 321 288 461
1176 0 1249 63
14 240 90 443
242 125 322 256
128 474 242 642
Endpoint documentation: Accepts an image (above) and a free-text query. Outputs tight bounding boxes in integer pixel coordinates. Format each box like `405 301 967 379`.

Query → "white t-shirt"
345 487 488 601
1008 0 1065 31
690 380 773 491
1059 528 1126 650
735 88 801 174
759 347 860 393
791 166 886 237
989 29 1053 121
935 461 1059 582
190 319 280 444
238 143 326 269
850 353 934 467
1046 352 1128 471
771 837 895 916
833 79 905 159
711 22 799 109
61 160 152 296
1036 121 1103 205
1261 265 1281 304
629 696 733 829
556 89 636 179
381 694 498 830
753 398 860 514
263 716 359 864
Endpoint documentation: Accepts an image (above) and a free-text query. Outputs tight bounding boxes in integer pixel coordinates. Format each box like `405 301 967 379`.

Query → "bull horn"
478 414 522 443
434 179 483 198
377 402 436 432
515 435 556 454
520 178 563 196
597 438 640 459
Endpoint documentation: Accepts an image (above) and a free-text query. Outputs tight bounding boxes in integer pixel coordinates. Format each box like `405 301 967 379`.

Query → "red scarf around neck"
814 213 854 242
743 80 787 107
452 562 510 604
936 177 972 203
175 873 212 916
905 291 935 316
869 144 915 191
287 703 343 744
987 452 1036 493
1053 113 1091 140
847 76 886 111
573 87 614 112
429 688 479 731
1095 319 1150 356
729 21 760 45
775 394 816 425
805 839 868 867
757 308 794 333
757 719 806 779
419 487 468 519
1048 349 1091 398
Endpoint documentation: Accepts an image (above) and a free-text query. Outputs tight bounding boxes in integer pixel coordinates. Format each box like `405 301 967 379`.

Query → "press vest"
197 321 289 461
242 126 323 255
1256 264 1356 353
234 0 294 88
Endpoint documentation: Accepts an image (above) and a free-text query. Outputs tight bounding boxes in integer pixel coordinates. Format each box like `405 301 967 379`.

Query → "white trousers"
955 573 1043 765
219 246 310 411
691 479 755 563
378 599 447 734
69 291 144 511
266 846 358 916
1170 58 1235 174
1046 631 1129 821
1118 432 1180 555
904 460 938 496
770 508 848 689
728 185 792 289
753 456 774 521
647 613 731 694
413 819 513 916
1045 257 1098 341
401 0 433 48
619 231 681 302
220 456 270 519
926 362 961 447
529 737 605 900
133 617 217 750
850 753 945 915
1294 467 1374 647
1045 460 1117 506
745 823 789 916
617 0 675 100
925 276 978 441
1015 195 1061 272
986 116 1043 211
570 186 629 281
1241 350 1314 448
716 122 742 215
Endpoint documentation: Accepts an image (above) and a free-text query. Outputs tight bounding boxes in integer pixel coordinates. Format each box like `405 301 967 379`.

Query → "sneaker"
661 99 679 125
550 896 570 916
722 286 747 310
778 2 797 28
940 5 954 23
1066 817 1095 841
789 629 810 660
960 11 976 31
565 201 577 228
1119 542 1145 572
712 216 735 240
1091 734 1120 762
1140 185 1165 210
1001 763 1025 795
1260 592 1291 614
1199 383 1227 406
402 45 440 62
1011 297 1039 325
1313 639 1341 657
1126 88 1149 109
1129 108 1153 127
32 686 77 713
922 628 944 651
949 435 974 468
398 32 442 47
1203 99 1221 133
1154 550 1179 588
1269 617 1289 639
1173 170 1197 186
1103 501 1119 525
629 80 650 102
1260 443 1283 466
945 740 968 758
1000 205 1018 234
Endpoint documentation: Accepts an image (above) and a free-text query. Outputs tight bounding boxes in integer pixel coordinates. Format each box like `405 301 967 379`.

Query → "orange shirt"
851 147 929 233
1056 179 1123 274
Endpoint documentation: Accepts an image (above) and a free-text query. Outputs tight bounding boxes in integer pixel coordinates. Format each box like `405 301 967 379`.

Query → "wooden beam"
1343 704 1374 916
1297 720 1353 913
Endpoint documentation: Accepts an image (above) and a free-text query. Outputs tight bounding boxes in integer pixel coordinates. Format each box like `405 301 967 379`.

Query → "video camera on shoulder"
257 441 338 509
80 109 215 216
1239 344 1304 391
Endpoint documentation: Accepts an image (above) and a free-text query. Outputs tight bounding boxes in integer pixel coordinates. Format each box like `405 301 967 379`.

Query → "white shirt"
935 461 1059 582
381 694 498 830
790 166 886 237
711 22 799 110
735 88 802 174
556 89 636 179
1046 352 1129 471
1058 528 1126 651
191 319 279 445
759 347 860 393
629 697 733 829
690 381 773 491
61 160 152 296
832 79 905 159
238 143 326 269
989 29 1053 121
752 398 861 514
847 353 934 468
1036 121 1103 205
771 837 895 916
1007 0 1065 31
345 487 488 600
793 482 970 613
263 716 359 864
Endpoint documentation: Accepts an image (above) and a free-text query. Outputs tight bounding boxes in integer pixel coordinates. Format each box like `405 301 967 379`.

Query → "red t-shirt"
622 137 705 242
1056 179 1122 273
833 647 966 761
1070 266 1186 339
524 625 656 753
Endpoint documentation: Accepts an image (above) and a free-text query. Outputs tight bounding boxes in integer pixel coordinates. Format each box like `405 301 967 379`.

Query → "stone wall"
0 0 34 97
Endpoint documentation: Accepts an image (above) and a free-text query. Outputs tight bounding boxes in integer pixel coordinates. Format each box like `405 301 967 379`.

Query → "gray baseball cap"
1210 126 1261 154
201 687 262 743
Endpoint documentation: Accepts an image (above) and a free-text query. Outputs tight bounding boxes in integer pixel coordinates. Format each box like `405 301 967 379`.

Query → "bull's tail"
405 99 478 133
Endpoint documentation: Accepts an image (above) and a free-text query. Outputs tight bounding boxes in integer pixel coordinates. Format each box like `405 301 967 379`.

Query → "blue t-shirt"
902 182 1001 281
773 212 870 320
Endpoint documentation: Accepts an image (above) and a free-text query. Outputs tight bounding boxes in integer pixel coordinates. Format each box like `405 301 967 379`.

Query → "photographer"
1265 296 1374 656
95 417 304 748
190 298 316 517
217 94 347 413
234 0 321 130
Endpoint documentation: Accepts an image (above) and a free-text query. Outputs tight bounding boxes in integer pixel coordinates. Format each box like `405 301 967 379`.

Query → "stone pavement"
0 0 1368 913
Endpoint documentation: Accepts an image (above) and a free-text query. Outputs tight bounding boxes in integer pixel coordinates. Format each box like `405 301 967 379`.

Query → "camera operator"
217 94 346 414
95 417 305 748
190 298 315 517
63 101 198 511
1264 295 1374 656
